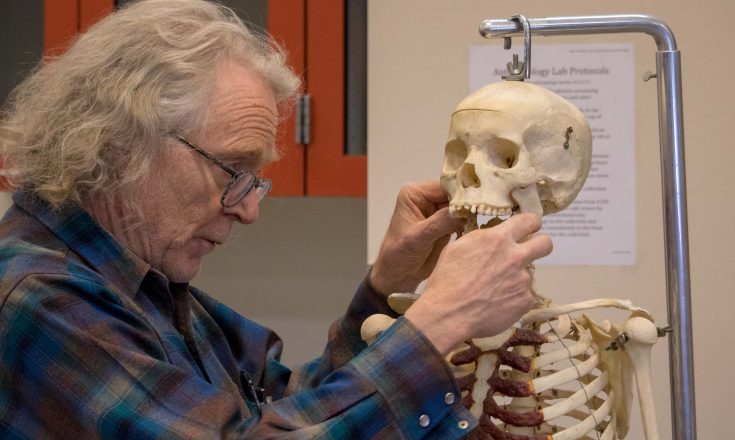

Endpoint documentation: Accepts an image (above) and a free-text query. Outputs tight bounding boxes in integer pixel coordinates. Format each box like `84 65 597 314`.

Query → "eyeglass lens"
222 173 271 207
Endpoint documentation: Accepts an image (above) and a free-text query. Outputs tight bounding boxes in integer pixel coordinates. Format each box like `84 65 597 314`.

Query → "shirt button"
418 414 431 428
444 392 455 405
458 420 469 430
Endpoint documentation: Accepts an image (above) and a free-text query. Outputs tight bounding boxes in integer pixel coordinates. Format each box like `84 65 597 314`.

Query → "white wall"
367 1 734 439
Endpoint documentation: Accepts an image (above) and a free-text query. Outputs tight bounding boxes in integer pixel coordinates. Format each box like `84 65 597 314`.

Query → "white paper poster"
469 44 635 265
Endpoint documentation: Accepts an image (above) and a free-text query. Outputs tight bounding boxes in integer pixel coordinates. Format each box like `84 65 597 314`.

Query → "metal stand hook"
502 14 532 81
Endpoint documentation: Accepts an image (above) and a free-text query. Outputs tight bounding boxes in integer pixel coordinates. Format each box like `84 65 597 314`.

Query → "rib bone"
532 348 599 394
552 389 614 440
531 328 592 369
542 371 608 421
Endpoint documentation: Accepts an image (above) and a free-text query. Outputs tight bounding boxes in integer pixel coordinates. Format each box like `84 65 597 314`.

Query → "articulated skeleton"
362 81 662 439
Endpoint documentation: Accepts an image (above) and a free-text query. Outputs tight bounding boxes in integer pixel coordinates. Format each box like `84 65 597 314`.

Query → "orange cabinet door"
44 0 114 56
269 0 366 197
304 0 366 197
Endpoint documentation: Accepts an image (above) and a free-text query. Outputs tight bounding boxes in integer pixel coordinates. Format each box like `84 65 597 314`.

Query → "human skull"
441 81 592 219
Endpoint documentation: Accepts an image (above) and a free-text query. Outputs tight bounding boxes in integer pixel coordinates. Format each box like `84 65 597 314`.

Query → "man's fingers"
418 207 464 241
396 181 449 219
407 180 448 204
497 213 543 242
520 233 553 261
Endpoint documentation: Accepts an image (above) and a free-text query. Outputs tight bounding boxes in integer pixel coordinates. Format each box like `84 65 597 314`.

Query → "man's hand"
404 213 553 355
370 181 464 296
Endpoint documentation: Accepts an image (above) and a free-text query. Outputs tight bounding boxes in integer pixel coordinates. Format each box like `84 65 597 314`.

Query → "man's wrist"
365 265 386 296
368 263 420 297
404 307 466 357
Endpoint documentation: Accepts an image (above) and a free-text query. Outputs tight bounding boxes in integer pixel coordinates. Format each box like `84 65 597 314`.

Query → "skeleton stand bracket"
479 14 695 440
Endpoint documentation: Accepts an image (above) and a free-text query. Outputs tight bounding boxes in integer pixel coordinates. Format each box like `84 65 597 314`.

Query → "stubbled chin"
163 257 202 283
160 244 211 283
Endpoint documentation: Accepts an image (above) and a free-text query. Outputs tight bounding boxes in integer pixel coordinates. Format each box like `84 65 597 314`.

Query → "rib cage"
449 311 633 440
359 296 658 439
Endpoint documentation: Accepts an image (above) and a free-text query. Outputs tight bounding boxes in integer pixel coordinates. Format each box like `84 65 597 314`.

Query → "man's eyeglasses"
175 136 272 207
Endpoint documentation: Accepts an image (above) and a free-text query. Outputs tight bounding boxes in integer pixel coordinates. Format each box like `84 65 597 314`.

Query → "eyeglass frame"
174 135 272 207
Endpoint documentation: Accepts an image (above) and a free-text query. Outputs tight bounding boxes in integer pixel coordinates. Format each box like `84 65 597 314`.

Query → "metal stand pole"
479 14 695 440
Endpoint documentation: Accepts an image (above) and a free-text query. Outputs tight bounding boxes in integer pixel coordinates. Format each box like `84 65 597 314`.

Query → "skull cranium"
441 81 592 219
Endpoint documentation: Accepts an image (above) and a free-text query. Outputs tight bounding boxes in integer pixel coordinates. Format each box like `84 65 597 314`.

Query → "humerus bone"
622 317 660 440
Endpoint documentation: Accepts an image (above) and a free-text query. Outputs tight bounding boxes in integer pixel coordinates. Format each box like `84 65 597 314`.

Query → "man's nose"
223 192 260 224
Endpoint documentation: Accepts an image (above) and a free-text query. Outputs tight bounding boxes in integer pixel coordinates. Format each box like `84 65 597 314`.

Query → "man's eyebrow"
220 145 277 170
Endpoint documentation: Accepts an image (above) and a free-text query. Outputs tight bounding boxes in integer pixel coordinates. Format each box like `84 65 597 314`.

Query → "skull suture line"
362 81 661 439
441 81 592 222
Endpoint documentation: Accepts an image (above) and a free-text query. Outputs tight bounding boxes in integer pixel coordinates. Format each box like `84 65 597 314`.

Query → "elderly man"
0 0 551 438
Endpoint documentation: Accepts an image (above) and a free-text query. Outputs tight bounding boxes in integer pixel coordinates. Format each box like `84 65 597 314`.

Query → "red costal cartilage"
451 328 550 440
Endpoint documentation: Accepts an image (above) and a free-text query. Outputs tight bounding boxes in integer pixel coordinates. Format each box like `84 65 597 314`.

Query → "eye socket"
443 139 468 173
487 138 520 169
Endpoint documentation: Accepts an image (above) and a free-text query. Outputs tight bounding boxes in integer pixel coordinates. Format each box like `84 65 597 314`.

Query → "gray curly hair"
0 0 300 211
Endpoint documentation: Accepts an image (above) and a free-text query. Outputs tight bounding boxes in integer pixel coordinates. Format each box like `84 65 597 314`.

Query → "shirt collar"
12 190 155 299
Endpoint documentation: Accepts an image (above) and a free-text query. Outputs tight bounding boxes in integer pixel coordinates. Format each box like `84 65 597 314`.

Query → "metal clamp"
657 325 674 337
501 14 531 81
605 332 630 351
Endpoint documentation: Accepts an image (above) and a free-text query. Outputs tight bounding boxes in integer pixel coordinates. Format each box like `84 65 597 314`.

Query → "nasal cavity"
459 163 481 188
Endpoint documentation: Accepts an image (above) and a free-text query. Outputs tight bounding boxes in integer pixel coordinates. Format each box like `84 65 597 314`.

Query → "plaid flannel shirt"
0 191 476 439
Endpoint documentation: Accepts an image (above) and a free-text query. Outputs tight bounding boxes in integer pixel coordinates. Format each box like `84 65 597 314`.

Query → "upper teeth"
451 203 512 216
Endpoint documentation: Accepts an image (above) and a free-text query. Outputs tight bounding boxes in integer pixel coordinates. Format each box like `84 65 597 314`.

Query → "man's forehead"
211 62 278 112
204 65 279 168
